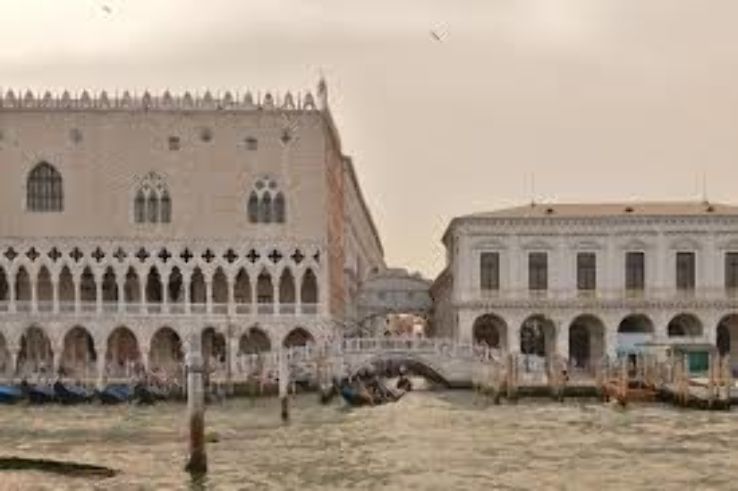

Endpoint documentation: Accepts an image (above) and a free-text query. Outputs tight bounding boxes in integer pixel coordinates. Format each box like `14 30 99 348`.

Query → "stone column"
162 271 170 314
273 279 280 315
555 318 570 362
295 273 303 315
96 273 103 314
30 276 38 314
52 345 62 377
74 276 82 314
139 273 147 315
205 280 213 315
227 277 235 316
250 277 257 315
117 278 126 314
8 276 16 314
184 273 192 314
8 346 19 378
96 342 108 389
52 278 60 314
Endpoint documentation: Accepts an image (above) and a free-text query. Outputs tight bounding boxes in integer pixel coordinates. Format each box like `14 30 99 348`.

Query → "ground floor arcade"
459 308 735 372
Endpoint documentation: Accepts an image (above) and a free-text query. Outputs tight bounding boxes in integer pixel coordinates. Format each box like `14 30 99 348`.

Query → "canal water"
1 391 737 490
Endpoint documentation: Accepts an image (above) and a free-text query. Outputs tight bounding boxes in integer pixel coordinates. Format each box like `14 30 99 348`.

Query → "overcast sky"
3 0 738 278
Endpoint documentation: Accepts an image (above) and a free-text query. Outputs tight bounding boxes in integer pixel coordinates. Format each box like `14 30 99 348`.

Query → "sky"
2 0 738 278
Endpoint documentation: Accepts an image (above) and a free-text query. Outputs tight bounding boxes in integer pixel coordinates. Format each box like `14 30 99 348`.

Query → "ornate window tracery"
248 177 286 224
134 172 171 224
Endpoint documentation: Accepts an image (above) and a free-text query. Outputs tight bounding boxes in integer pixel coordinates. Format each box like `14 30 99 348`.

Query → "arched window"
248 177 286 224
27 162 63 212
134 172 170 224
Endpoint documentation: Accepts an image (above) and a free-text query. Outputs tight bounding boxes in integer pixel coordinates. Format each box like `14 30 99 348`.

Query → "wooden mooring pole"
184 347 207 476
279 350 289 422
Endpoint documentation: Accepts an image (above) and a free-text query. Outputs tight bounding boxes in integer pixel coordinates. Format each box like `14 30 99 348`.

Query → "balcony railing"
0 299 321 317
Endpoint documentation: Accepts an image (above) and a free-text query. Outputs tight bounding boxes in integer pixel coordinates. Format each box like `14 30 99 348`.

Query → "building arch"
202 327 226 367
234 268 251 306
146 267 163 305
27 162 63 212
569 314 605 370
520 314 555 357
168 266 184 305
101 267 118 304
212 267 228 305
17 325 53 375
149 327 183 374
79 266 96 304
667 313 703 337
279 269 296 308
617 313 654 355
301 268 318 305
37 266 53 312
472 313 506 349
106 326 142 377
239 327 271 354
717 314 738 358
15 266 31 308
283 327 314 348
0 332 8 375
124 267 141 305
190 267 206 306
60 326 96 378
0 266 8 303
256 270 273 305
59 266 74 307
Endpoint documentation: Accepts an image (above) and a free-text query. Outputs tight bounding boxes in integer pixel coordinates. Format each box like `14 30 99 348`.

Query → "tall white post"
184 338 207 476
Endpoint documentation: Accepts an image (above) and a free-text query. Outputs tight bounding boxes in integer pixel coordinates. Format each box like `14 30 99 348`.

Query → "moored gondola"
53 381 93 405
0 385 24 404
97 384 133 405
26 384 56 404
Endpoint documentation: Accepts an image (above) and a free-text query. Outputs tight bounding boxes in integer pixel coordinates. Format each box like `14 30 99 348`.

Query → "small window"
528 252 548 291
245 137 258 150
625 252 645 291
577 252 596 291
199 128 213 143
676 252 696 291
726 252 738 290
480 252 499 290
168 136 181 151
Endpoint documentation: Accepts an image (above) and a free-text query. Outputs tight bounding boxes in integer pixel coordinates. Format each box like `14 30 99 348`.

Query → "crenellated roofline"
0 86 325 113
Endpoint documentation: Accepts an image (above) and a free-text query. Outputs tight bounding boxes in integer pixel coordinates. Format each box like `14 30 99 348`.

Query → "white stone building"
432 202 738 372
0 80 385 382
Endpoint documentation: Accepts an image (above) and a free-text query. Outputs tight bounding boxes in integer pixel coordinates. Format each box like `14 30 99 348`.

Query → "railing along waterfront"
473 286 738 304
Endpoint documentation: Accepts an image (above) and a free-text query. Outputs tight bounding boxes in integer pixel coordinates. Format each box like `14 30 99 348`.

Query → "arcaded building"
0 81 384 382
432 202 738 372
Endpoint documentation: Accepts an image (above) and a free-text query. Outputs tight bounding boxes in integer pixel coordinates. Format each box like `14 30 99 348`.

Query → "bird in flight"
430 27 448 42
101 4 112 14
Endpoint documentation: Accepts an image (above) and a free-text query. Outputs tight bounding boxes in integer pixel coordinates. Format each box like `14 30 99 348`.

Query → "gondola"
339 380 406 407
97 384 133 405
26 384 56 404
132 383 168 405
396 376 413 392
53 381 93 404
0 385 24 404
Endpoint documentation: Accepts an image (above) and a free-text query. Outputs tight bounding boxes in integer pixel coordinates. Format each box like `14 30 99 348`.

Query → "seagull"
101 4 112 14
430 28 448 42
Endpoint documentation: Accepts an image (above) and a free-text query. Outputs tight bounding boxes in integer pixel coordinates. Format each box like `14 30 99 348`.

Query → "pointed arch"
279 269 296 302
0 332 8 376
239 327 271 354
256 271 273 304
17 326 53 375
27 162 63 212
59 266 75 308
273 192 286 223
301 268 318 305
15 266 31 303
37 266 53 312
234 268 251 306
149 327 183 374
168 266 184 304
283 327 314 348
146 267 163 304
190 267 206 305
212 267 228 305
80 266 96 303
160 190 172 223
106 326 142 377
260 192 272 223
102 267 118 303
248 192 259 223
61 326 96 378
134 190 146 223
124 267 141 305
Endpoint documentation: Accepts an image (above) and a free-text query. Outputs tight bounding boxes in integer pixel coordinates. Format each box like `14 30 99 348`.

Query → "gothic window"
248 178 286 224
479 252 499 291
133 172 171 224
27 162 63 212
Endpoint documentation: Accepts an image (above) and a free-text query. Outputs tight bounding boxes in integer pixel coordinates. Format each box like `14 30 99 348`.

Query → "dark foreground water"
1 391 737 490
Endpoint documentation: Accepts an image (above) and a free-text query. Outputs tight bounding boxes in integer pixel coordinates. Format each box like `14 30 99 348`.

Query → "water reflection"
0 392 737 489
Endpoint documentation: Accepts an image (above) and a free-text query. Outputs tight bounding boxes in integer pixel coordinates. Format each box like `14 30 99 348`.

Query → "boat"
396 376 413 392
53 381 93 405
0 385 24 404
339 379 406 407
26 384 56 404
132 383 168 405
97 384 133 404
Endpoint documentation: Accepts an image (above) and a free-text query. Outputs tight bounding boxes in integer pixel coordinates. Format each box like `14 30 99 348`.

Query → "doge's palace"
0 80 385 384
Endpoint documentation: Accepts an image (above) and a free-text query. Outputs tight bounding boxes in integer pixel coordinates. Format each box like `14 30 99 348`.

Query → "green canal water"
1 391 737 490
